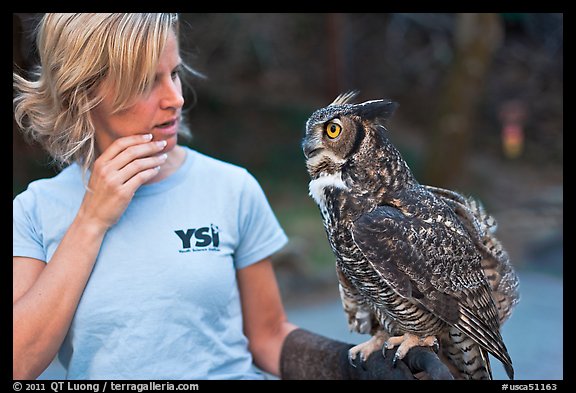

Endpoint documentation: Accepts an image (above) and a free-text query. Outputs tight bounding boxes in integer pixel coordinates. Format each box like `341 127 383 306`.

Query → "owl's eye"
325 122 342 139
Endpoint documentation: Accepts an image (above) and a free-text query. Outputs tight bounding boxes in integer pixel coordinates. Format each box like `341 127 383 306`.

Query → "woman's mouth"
156 119 177 128
154 118 179 137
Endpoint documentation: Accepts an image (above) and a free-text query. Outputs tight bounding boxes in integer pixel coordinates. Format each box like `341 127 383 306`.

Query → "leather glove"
279 328 453 380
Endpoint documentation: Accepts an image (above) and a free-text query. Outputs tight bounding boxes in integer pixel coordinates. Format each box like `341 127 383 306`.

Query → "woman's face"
91 30 184 155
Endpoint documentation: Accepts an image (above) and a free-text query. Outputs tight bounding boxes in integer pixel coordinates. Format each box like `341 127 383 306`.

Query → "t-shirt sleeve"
13 189 47 262
234 171 288 270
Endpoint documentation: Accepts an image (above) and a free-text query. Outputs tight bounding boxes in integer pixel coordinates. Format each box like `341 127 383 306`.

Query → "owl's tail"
441 327 493 380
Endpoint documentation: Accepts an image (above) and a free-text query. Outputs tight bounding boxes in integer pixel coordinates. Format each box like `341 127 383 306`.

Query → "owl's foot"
383 333 439 367
348 330 389 368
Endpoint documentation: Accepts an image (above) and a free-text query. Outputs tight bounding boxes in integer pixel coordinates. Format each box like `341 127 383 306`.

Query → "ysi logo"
175 224 220 253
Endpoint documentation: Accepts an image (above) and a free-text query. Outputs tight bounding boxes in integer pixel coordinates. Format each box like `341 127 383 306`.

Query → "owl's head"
302 91 398 179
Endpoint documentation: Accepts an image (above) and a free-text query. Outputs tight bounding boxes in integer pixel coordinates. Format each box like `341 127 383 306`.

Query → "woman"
13 13 448 380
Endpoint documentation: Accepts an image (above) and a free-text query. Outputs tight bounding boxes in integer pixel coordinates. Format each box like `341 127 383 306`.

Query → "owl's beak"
302 140 322 159
304 147 322 159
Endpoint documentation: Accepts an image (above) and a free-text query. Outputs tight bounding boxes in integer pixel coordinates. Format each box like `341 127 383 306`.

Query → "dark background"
13 13 563 299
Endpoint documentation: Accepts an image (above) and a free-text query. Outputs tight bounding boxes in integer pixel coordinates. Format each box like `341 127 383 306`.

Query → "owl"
302 92 519 380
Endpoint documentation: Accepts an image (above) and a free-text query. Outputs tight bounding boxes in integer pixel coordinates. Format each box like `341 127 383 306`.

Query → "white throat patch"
308 172 348 210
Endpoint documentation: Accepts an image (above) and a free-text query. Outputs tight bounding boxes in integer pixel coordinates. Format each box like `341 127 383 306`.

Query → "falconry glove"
279 328 453 380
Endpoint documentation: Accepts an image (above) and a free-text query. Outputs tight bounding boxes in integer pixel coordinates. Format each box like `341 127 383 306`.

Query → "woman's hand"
78 133 168 231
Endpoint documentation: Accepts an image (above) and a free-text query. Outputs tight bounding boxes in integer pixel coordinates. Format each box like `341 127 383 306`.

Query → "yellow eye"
325 122 342 139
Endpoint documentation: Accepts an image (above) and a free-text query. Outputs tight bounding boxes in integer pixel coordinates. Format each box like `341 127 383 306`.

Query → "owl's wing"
350 204 513 376
423 185 520 325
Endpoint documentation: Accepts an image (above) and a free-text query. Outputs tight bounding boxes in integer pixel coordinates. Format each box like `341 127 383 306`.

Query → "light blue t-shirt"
13 146 289 380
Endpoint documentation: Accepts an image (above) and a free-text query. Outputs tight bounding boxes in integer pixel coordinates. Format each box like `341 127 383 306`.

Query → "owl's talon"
348 350 368 370
432 338 439 353
383 340 395 350
348 351 357 368
392 351 400 368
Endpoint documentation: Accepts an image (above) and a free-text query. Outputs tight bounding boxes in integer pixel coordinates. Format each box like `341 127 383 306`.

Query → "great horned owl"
302 92 519 380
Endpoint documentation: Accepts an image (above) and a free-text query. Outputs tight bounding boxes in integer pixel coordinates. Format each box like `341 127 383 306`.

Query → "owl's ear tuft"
357 100 398 123
330 91 359 106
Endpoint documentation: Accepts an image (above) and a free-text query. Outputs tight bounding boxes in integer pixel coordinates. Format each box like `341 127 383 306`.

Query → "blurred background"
13 13 562 380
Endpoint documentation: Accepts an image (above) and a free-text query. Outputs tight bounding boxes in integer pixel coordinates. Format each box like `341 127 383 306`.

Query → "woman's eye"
171 66 182 80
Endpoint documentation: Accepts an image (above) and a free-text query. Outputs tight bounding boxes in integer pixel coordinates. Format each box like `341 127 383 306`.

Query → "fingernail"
159 153 168 160
155 140 167 148
143 134 153 140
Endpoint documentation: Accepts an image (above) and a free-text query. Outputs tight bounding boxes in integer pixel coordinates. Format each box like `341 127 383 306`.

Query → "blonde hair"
13 13 201 176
